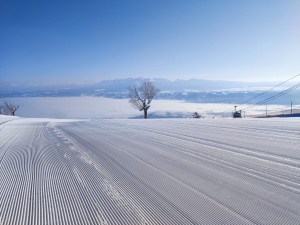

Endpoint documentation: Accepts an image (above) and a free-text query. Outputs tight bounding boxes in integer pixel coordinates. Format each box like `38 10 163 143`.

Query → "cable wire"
212 73 300 118
241 82 300 112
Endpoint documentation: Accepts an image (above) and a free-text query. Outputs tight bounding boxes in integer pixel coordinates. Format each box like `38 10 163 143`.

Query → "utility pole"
265 105 268 118
291 101 293 114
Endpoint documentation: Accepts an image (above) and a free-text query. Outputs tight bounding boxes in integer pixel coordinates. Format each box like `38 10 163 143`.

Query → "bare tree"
128 82 160 119
3 100 19 116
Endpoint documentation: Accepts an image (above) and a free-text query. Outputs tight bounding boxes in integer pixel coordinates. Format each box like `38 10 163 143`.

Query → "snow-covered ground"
0 116 300 224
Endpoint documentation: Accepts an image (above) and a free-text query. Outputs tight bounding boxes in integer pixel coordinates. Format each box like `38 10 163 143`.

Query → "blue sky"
1 0 300 85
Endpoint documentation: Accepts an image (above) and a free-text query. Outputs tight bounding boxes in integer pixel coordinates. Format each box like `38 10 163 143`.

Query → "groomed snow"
0 117 300 224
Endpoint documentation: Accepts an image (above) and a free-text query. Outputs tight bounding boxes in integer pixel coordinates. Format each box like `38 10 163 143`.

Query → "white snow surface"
0 117 300 224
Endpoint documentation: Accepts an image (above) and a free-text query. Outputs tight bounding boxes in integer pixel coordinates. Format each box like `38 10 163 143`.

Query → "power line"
241 82 300 112
243 83 300 111
213 73 300 118
237 73 300 106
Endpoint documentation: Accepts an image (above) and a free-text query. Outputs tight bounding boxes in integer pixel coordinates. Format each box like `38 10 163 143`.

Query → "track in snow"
0 117 300 224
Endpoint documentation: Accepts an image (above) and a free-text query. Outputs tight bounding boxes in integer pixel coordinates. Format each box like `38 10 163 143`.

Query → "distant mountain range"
0 78 298 105
83 77 282 92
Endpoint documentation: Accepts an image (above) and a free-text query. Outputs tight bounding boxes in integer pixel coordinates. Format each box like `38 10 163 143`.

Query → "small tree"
3 100 19 116
128 81 160 119
192 112 201 118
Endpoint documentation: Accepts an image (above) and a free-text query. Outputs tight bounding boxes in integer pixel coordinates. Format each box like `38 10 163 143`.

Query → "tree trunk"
144 109 147 119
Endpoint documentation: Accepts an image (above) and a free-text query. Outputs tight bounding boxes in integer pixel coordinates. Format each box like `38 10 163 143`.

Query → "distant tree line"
0 100 19 116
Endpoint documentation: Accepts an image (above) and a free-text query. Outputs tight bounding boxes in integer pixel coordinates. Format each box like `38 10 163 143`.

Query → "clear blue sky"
1 0 300 85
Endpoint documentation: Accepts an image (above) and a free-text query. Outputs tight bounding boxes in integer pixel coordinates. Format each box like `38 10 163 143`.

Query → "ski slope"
0 116 300 224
